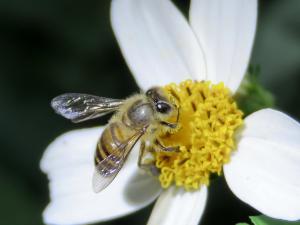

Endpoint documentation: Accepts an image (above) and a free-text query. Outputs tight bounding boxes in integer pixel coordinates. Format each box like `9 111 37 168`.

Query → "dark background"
0 0 299 224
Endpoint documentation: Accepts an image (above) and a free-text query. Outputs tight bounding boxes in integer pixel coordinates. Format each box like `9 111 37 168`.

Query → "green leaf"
249 215 300 225
235 65 275 116
236 223 250 225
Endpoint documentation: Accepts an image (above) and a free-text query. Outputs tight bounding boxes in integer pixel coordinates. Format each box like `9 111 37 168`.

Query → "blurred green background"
0 0 299 224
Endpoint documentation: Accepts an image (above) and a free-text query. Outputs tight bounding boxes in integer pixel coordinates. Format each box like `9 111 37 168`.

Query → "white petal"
111 0 207 91
41 127 161 225
224 109 300 221
147 186 207 225
189 0 257 93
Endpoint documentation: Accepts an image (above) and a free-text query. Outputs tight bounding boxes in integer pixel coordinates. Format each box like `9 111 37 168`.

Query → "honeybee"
51 87 180 193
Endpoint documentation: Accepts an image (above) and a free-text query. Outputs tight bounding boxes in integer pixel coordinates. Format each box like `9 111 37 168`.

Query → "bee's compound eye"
146 89 153 97
156 102 171 114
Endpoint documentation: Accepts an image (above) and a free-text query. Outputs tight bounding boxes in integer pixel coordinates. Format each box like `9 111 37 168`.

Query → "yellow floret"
155 80 243 190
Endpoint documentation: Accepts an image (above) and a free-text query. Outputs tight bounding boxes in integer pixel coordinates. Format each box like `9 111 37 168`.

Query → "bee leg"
138 141 159 176
155 139 179 152
160 106 180 129
160 121 178 129
138 140 147 168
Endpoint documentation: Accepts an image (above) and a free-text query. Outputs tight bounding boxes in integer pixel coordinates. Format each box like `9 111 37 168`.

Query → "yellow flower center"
155 80 243 190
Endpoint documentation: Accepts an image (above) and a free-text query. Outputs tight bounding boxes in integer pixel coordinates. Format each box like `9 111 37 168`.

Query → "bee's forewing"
51 93 124 123
92 128 146 193
92 154 125 193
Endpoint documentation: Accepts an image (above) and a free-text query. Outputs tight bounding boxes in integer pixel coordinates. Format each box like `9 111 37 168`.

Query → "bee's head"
146 87 174 115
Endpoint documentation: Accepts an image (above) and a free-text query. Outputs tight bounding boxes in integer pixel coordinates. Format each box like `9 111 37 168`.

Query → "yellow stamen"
155 80 243 190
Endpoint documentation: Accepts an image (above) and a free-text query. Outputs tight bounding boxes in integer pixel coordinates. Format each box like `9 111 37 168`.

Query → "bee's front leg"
159 120 178 129
154 139 179 152
160 106 180 129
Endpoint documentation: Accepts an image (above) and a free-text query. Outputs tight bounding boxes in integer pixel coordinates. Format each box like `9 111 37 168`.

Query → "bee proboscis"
51 87 179 192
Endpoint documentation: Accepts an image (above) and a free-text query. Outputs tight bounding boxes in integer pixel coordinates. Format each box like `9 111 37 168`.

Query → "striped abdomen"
94 122 135 175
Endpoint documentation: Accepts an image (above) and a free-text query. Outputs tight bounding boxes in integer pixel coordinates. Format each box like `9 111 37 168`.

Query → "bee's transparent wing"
51 93 124 123
92 153 126 193
92 128 146 193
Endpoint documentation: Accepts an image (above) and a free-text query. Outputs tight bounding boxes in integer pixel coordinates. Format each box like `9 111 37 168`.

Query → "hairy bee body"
51 87 179 192
95 95 156 171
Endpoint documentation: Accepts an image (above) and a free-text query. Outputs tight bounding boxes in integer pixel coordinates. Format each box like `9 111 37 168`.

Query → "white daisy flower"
40 0 300 225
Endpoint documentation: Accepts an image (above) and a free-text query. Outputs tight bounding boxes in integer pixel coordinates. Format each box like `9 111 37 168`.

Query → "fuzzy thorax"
154 80 243 190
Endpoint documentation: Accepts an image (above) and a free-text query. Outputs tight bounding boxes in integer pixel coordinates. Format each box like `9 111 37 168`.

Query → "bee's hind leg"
138 140 159 176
